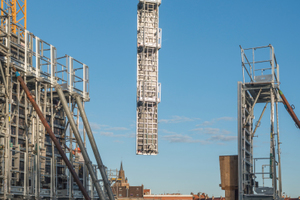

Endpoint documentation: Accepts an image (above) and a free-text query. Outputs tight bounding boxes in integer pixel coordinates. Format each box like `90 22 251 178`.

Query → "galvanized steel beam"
75 95 115 200
55 85 106 200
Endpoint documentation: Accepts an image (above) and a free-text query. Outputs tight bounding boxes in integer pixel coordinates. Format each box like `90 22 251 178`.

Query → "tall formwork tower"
136 0 162 155
0 3 115 199
238 45 282 200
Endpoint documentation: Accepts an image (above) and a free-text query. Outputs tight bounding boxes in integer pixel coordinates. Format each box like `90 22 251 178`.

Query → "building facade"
144 194 194 200
112 162 144 198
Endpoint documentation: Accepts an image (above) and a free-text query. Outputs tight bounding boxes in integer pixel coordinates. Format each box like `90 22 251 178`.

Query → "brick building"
144 189 151 195
144 194 193 200
111 162 144 198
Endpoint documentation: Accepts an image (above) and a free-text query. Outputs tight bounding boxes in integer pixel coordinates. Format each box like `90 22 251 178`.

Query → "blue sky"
28 0 300 197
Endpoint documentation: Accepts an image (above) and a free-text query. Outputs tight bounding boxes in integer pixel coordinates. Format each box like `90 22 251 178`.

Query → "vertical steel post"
270 88 277 199
50 157 53 199
35 37 40 77
69 56 73 92
237 82 243 200
50 86 56 199
82 101 87 189
50 45 54 84
271 46 275 82
55 85 105 200
83 64 86 99
3 9 11 199
75 95 115 200
35 81 40 198
276 102 282 197
68 95 72 198
24 75 29 197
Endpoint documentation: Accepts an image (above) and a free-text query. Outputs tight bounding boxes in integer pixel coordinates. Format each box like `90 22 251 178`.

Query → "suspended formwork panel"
136 0 162 155
238 45 282 200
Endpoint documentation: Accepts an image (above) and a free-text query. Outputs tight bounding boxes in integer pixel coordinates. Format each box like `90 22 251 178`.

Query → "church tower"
116 162 129 187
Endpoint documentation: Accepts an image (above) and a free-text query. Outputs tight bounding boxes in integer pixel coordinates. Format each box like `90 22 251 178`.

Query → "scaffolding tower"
136 0 162 155
238 45 282 200
0 5 113 200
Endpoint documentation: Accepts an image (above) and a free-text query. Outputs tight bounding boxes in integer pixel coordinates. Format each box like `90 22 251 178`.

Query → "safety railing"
240 45 279 85
253 157 274 195
56 55 89 101
139 0 161 5
0 15 90 101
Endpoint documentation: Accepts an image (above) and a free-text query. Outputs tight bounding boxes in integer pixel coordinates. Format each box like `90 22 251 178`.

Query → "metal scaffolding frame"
136 0 162 155
238 45 282 200
0 7 111 200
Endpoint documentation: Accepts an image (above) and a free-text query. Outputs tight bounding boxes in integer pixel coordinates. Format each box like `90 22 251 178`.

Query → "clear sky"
28 0 300 197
